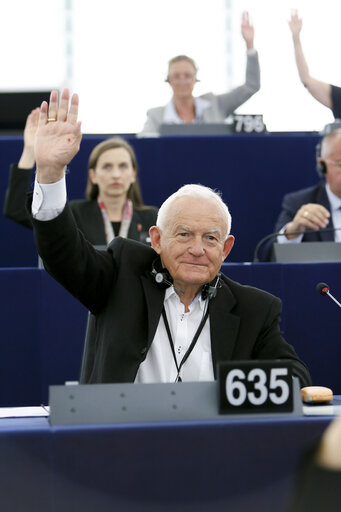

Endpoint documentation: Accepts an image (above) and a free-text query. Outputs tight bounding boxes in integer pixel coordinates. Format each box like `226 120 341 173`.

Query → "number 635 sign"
218 361 293 414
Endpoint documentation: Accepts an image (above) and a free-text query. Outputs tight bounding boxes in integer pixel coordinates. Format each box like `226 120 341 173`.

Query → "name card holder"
232 114 266 133
218 360 295 415
49 371 302 426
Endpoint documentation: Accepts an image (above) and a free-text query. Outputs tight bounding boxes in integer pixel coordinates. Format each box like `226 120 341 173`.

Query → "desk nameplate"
49 378 303 426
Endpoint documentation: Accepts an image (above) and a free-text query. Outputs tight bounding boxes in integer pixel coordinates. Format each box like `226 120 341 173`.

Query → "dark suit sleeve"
257 192 300 261
3 164 34 229
28 195 116 314
274 192 301 233
331 84 341 119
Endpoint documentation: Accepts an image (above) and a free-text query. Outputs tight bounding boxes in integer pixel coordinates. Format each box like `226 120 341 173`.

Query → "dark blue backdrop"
0 132 320 266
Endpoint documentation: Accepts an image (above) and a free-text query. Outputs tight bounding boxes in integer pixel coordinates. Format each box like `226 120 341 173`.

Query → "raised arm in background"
289 10 332 109
3 108 40 227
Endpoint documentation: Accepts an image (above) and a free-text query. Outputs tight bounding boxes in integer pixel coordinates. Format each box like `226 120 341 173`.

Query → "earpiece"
316 160 327 177
151 260 221 300
201 273 222 300
315 141 327 177
151 260 174 289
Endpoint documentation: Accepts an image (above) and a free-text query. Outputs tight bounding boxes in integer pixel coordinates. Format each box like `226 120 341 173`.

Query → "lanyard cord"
161 303 209 382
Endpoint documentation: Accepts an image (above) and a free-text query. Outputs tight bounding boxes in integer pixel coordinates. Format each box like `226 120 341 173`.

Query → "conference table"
0 402 336 512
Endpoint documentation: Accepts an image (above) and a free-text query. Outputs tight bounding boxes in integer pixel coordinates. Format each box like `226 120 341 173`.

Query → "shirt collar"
164 285 206 311
163 97 211 124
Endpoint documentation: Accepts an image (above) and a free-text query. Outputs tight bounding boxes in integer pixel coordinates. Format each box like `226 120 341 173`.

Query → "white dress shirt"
163 96 211 124
135 286 214 383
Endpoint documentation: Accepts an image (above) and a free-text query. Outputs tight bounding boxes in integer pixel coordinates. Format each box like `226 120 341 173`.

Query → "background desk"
0 132 320 266
1 261 340 407
0 411 333 512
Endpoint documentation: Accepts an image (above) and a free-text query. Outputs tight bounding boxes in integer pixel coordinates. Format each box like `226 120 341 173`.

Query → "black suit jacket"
4 164 158 245
331 84 341 119
29 198 311 387
261 182 334 261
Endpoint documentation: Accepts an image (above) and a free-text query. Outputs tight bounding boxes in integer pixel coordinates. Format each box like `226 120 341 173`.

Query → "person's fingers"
27 108 40 125
242 11 249 23
301 216 325 230
38 100 48 127
32 108 40 125
299 205 330 229
47 90 59 121
37 88 79 130
58 88 70 122
67 93 79 124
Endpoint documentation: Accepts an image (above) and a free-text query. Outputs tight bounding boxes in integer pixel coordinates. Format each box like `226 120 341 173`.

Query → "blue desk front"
0 412 333 512
0 262 340 407
0 133 320 266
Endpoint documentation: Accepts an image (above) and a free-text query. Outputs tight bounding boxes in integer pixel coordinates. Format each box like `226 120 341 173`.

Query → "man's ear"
149 226 162 254
222 235 235 261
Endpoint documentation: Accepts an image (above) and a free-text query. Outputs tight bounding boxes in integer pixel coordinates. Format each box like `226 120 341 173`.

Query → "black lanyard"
161 304 209 382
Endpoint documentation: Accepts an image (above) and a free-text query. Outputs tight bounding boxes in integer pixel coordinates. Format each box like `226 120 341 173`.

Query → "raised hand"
18 107 40 169
241 11 254 50
289 10 303 41
35 89 82 184
24 107 40 149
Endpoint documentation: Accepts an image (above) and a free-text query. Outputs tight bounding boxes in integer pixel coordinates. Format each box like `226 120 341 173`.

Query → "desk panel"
0 414 332 512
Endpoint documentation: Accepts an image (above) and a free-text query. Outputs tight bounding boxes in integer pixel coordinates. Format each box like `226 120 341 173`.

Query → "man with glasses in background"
273 130 341 247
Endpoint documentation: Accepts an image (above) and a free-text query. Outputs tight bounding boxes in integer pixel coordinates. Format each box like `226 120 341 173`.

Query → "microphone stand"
253 227 340 263
317 282 341 309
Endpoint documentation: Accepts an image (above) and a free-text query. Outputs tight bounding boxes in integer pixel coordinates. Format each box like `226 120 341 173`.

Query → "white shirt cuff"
32 175 67 220
277 224 303 244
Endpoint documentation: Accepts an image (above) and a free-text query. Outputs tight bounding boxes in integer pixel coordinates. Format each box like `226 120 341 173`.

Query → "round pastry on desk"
301 386 333 404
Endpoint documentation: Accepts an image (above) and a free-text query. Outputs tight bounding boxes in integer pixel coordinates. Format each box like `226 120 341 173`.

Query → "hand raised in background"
18 107 40 169
288 10 303 41
241 11 254 50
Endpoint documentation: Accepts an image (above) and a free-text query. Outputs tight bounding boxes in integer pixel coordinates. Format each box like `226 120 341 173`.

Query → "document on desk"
303 405 341 416
0 406 49 418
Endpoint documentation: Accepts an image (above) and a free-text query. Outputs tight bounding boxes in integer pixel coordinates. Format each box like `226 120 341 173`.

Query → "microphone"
201 273 222 300
253 227 341 262
316 282 341 309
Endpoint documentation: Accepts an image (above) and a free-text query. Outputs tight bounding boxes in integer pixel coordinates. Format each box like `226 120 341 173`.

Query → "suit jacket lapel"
209 283 240 377
141 274 165 349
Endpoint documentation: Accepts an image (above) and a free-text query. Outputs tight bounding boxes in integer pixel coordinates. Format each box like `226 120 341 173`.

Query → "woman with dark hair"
4 113 157 246
72 137 158 245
